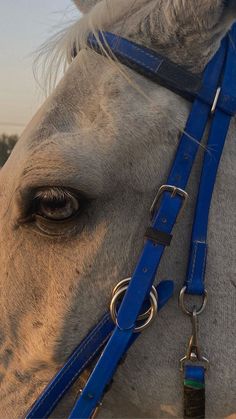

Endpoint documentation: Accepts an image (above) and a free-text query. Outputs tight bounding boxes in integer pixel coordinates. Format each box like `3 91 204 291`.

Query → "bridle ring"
110 278 158 333
179 286 208 316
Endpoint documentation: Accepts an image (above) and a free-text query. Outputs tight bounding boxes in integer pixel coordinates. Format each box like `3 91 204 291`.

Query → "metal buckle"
180 307 209 371
110 278 158 333
150 185 188 220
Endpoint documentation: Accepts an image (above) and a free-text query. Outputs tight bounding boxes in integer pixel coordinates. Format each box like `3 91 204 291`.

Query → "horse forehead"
0 47 180 196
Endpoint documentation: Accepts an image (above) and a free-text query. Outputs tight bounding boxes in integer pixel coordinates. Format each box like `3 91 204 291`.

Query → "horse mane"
35 0 202 145
35 0 147 93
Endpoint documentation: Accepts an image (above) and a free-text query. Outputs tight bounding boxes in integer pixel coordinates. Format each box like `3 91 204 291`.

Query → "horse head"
0 1 235 417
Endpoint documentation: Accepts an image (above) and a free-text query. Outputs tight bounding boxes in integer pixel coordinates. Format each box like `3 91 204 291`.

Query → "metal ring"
112 278 131 297
110 280 158 333
112 278 157 321
112 278 157 300
137 286 157 321
179 286 208 316
134 293 158 333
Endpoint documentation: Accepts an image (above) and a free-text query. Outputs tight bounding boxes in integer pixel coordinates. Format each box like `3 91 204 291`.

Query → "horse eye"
33 188 80 221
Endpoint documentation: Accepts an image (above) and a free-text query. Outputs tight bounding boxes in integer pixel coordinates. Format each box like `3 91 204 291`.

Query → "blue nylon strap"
26 280 174 419
166 38 227 190
184 366 205 385
185 25 236 295
87 32 202 102
88 32 236 116
68 37 227 419
26 313 113 419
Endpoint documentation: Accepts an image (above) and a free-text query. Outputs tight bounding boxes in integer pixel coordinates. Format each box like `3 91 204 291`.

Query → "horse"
0 1 235 417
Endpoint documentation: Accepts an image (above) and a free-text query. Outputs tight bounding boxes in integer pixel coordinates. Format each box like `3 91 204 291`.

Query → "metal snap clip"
179 307 209 371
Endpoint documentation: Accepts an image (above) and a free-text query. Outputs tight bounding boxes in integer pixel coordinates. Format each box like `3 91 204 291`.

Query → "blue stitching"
115 45 163 74
32 313 111 414
96 34 164 74
200 244 207 285
188 241 198 286
188 241 207 291
44 334 112 417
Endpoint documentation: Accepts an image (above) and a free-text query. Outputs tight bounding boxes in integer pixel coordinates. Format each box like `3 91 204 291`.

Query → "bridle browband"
87 32 203 102
27 26 236 419
85 32 236 116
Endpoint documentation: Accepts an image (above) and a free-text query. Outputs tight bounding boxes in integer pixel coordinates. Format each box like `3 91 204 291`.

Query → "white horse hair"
0 1 235 418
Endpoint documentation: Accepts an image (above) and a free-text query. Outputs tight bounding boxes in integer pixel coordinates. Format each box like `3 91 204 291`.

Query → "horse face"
0 38 177 419
0 1 235 417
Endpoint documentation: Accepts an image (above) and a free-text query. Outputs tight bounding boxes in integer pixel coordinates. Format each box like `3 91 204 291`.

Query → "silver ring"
112 278 158 301
179 286 208 316
110 278 158 333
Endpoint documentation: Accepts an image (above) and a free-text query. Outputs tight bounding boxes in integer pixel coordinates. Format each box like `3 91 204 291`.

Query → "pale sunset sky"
0 0 80 136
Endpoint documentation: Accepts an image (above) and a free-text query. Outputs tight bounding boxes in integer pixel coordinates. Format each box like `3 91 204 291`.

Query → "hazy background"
0 0 80 136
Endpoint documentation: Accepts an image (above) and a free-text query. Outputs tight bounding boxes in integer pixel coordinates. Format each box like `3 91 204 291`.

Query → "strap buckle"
150 185 188 220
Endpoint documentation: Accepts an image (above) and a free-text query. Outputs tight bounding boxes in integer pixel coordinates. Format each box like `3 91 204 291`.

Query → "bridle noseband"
26 25 236 419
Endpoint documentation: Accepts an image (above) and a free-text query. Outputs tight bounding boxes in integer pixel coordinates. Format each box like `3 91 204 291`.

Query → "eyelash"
24 187 86 223
16 187 92 237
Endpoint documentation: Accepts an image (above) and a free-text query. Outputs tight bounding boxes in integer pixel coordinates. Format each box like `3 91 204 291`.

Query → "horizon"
0 0 80 136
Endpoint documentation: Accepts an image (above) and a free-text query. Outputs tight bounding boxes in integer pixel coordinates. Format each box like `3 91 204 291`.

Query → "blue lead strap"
68 35 228 419
181 25 236 419
185 29 236 295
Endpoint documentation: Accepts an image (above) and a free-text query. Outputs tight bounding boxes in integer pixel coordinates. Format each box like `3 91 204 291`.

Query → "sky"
0 0 80 135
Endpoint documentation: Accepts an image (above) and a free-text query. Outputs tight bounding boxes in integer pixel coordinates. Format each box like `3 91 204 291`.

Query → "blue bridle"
26 24 236 419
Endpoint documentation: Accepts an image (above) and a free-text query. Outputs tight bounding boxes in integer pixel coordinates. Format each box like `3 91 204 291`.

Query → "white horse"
0 1 235 417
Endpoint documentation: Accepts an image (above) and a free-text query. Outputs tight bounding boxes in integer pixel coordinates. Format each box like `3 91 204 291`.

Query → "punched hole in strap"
145 227 172 246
